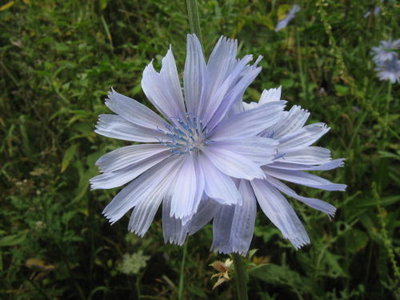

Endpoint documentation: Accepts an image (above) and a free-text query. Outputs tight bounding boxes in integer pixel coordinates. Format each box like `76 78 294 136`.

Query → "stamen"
163 114 207 155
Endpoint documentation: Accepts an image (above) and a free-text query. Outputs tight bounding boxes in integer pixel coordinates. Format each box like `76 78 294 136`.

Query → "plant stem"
384 82 392 140
232 253 248 300
178 242 188 300
186 0 202 43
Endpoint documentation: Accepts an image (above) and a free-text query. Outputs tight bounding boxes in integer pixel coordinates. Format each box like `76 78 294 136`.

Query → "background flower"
372 39 400 83
275 4 301 32
372 39 400 65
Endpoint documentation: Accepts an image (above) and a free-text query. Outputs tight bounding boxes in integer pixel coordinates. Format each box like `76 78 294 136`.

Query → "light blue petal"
276 146 331 164
162 197 217 245
259 86 282 104
266 175 336 217
95 144 168 173
210 101 285 139
184 34 207 117
141 49 185 122
128 189 163 237
105 89 167 130
95 114 165 142
210 137 278 165
211 181 257 255
206 36 238 89
162 198 187 245
269 159 345 171
229 180 257 254
203 146 265 180
202 55 256 127
211 204 235 253
264 167 347 191
266 105 310 139
170 155 204 220
199 154 242 205
278 122 330 153
90 150 171 190
251 179 310 249
102 156 183 224
186 198 217 235
206 57 262 130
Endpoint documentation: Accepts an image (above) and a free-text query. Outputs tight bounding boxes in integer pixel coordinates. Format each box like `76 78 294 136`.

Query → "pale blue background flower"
275 4 301 32
372 39 400 65
372 39 400 83
375 57 400 83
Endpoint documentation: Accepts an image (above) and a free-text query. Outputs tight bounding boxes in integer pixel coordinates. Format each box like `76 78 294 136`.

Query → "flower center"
163 114 206 154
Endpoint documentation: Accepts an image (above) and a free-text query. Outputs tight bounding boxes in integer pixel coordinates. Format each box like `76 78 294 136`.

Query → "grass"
0 0 399 299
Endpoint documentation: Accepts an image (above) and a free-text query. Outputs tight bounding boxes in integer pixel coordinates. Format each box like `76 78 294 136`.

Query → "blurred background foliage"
1 0 399 299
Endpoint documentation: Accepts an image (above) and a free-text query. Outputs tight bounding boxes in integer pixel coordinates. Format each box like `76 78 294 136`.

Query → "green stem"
186 0 202 43
384 82 392 140
178 242 188 300
232 253 248 300
295 27 308 102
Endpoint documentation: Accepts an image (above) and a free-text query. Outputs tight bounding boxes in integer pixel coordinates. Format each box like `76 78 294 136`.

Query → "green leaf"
344 229 369 253
0 231 27 247
249 263 312 293
61 144 78 173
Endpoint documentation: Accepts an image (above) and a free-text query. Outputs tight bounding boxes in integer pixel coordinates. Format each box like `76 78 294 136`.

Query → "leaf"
324 252 348 278
0 1 14 11
25 258 55 272
0 231 27 247
99 0 108 10
249 263 312 293
344 228 369 253
356 195 400 208
334 84 350 96
61 144 78 173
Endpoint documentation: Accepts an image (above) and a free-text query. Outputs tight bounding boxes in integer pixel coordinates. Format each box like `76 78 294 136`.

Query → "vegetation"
1 0 399 299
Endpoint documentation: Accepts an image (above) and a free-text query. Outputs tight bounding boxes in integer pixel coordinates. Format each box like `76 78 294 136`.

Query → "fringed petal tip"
102 213 118 226
334 158 346 168
327 205 337 219
128 228 145 238
164 237 186 246
287 235 311 250
211 247 248 256
327 208 337 221
89 179 97 191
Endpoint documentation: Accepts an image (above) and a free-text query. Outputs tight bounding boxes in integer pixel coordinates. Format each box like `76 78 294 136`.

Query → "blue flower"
375 57 400 83
91 35 286 238
275 5 301 32
372 39 400 65
162 88 346 254
372 39 400 83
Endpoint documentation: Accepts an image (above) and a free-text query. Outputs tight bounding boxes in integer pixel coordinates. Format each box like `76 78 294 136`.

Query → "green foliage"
0 0 399 299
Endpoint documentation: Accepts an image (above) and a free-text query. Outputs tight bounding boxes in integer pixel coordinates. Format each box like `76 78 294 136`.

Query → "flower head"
372 39 400 65
157 87 346 254
91 35 286 239
275 5 301 32
375 57 400 83
372 39 400 83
